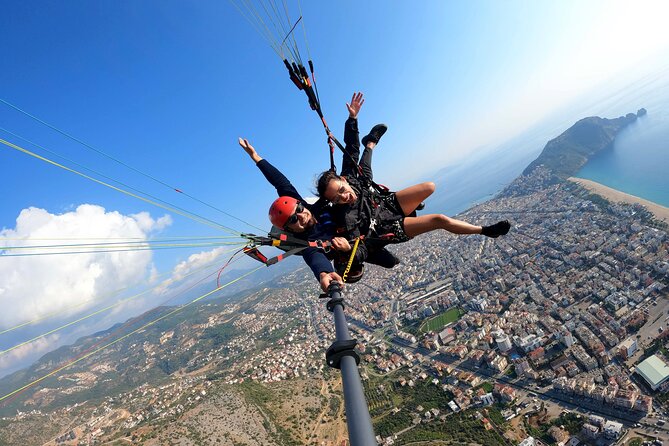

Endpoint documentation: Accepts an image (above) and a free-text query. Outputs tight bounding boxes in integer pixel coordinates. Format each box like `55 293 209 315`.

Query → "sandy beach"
569 177 669 224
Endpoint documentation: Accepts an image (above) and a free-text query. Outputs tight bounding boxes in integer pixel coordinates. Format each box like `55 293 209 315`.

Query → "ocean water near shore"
576 67 669 207
417 64 669 217
576 109 669 208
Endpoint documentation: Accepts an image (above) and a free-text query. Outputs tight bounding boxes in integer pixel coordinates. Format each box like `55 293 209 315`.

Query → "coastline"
568 177 669 224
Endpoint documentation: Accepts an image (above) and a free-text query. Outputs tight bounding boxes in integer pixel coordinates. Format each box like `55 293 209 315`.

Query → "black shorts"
374 193 411 243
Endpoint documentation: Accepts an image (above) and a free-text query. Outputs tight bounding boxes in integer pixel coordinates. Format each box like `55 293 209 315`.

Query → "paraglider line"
0 241 245 258
0 137 241 235
0 265 264 406
0 245 244 357
0 125 266 234
0 245 240 336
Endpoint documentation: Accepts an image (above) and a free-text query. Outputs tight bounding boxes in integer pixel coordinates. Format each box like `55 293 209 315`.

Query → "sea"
575 77 669 208
427 64 669 216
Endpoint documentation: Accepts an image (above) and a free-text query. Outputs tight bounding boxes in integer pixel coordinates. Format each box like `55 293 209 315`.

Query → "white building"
480 393 494 406
636 355 669 391
518 437 536 446
515 334 543 353
618 338 638 358
561 331 574 347
496 333 513 352
603 420 623 439
470 297 488 312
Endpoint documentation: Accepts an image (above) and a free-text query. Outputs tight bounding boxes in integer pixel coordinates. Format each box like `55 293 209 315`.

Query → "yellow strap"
342 237 361 282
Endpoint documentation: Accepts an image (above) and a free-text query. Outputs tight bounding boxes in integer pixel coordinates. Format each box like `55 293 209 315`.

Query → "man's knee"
422 182 436 194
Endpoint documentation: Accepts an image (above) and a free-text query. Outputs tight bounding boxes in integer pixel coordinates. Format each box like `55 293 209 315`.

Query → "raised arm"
340 92 364 178
238 137 302 200
239 138 263 163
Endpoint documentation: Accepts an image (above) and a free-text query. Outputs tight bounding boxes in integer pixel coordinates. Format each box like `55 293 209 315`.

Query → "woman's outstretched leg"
402 214 510 238
403 214 481 238
395 182 435 216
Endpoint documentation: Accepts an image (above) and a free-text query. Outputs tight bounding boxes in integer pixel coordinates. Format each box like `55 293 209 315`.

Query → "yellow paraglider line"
0 137 241 235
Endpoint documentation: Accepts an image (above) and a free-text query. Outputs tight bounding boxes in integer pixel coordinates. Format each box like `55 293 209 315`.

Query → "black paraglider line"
259 0 296 60
279 1 304 64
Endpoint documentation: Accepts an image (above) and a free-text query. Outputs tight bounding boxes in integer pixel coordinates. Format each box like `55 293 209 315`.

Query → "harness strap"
240 233 332 267
265 246 307 266
242 232 332 251
242 246 268 264
342 237 362 282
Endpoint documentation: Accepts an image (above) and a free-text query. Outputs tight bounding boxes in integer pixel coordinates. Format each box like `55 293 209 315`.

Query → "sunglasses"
285 202 305 226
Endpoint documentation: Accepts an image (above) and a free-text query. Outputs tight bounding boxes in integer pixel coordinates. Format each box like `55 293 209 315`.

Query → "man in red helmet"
238 140 344 291
268 196 318 234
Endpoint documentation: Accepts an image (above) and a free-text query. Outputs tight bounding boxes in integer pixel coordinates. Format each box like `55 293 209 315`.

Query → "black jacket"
256 159 335 280
332 118 399 265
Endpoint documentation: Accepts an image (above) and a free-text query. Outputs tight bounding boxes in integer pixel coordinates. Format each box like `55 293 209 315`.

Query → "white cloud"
148 264 160 284
0 204 171 328
154 246 230 295
130 211 173 232
0 334 60 370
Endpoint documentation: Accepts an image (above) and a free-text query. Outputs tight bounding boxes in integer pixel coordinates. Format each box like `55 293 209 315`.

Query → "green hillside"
522 109 645 179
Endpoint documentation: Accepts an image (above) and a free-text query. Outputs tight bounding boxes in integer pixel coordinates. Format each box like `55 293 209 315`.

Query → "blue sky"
1 0 669 377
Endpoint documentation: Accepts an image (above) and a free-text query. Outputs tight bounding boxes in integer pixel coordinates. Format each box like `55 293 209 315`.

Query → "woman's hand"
346 92 364 119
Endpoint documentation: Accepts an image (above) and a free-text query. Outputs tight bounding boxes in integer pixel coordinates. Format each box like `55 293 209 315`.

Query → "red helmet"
269 196 299 229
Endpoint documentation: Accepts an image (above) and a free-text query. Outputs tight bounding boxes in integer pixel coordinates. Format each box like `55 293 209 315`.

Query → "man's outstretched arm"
302 247 343 291
238 137 302 200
